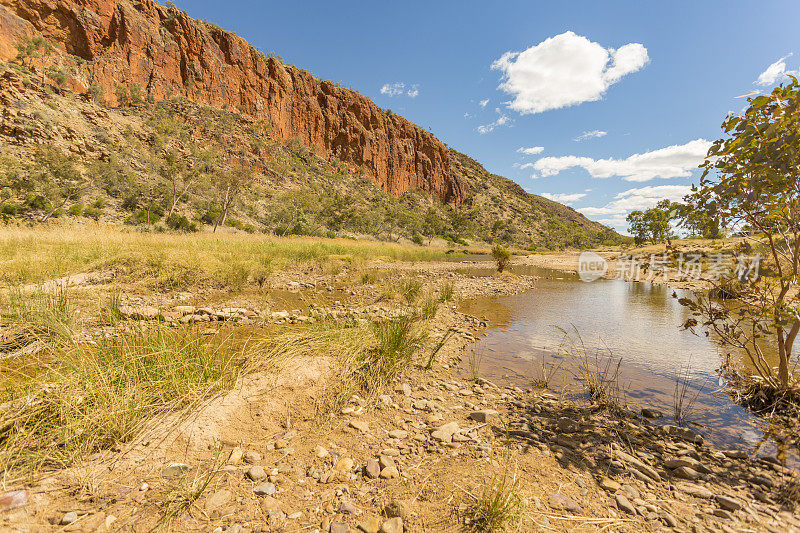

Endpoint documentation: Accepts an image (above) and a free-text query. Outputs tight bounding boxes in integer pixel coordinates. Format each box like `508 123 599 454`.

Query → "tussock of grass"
0 326 243 478
398 277 422 303
264 317 425 413
439 280 455 302
555 326 623 408
0 225 454 288
3 284 73 343
161 452 224 522
420 293 439 320
370 316 425 382
462 473 523 532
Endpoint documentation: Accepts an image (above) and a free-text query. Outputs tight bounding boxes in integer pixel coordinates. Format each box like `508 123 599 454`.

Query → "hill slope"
0 0 622 247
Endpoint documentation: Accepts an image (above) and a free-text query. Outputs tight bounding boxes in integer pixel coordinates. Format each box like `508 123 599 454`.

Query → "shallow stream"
458 264 797 464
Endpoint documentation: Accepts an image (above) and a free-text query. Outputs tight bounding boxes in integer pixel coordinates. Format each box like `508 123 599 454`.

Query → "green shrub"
166 214 198 232
83 206 102 220
68 203 83 217
491 244 511 273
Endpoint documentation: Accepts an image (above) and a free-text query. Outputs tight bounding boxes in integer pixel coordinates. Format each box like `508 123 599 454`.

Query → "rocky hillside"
0 0 463 203
0 0 622 247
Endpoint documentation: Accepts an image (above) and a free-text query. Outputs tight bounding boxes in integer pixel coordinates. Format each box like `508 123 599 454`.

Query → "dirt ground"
1 257 798 532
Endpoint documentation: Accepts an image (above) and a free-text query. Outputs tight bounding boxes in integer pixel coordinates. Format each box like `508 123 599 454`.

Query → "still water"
458 265 794 462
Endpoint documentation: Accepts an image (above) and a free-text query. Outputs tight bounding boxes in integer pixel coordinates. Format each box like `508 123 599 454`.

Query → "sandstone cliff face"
0 0 467 203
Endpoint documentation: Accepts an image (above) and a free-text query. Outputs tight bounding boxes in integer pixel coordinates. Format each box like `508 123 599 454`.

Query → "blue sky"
173 0 800 233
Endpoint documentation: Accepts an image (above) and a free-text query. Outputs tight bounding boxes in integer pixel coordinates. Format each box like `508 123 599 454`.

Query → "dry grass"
0 224 455 288
261 316 428 414
439 280 456 302
160 451 225 523
462 472 523 532
0 325 246 479
555 326 624 408
673 363 702 426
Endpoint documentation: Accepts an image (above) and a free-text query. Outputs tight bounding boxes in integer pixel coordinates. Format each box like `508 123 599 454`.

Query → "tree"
626 200 680 245
28 145 86 222
14 37 51 69
681 76 800 391
652 199 680 245
678 202 721 238
626 211 649 245
162 146 212 218
211 166 250 233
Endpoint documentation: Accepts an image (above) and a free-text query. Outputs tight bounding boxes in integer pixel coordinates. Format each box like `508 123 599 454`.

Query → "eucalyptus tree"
682 77 800 391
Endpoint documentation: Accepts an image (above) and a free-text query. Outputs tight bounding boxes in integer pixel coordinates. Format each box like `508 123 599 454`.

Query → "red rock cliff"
0 0 467 203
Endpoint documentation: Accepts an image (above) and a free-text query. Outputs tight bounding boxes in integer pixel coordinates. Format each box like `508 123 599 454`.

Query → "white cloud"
540 192 587 205
756 54 797 86
380 82 419 97
380 83 404 97
532 139 711 182
579 184 692 217
479 99 490 107
491 31 649 114
477 108 511 134
517 146 544 155
519 163 535 170
574 130 607 141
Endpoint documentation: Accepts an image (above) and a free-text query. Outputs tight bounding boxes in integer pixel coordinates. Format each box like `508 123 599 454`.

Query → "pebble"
431 421 460 443
339 500 359 515
365 459 381 479
314 445 329 458
713 508 735 520
335 457 354 472
162 462 191 477
615 494 636 515
349 419 369 433
716 495 742 511
357 515 380 533
380 466 400 479
246 466 267 481
547 493 582 513
661 512 678 527
253 482 276 495
380 517 403 533
330 523 350 533
61 511 78 525
0 490 28 512
621 485 640 500
227 447 244 464
243 451 262 464
672 466 701 480
205 489 233 511
676 482 714 499
468 409 498 423
599 477 621 492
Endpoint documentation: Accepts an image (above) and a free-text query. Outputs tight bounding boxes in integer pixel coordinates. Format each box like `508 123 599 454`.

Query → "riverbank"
1 231 798 531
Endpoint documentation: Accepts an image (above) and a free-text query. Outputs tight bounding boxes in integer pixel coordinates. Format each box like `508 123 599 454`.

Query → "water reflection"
459 267 797 463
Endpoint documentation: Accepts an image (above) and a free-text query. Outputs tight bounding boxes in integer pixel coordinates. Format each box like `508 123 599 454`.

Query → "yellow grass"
0 223 456 288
